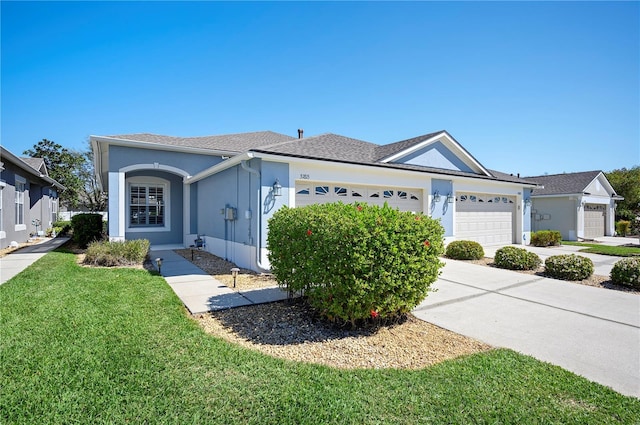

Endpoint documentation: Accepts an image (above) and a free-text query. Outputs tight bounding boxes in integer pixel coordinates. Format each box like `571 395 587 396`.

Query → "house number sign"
299 174 310 179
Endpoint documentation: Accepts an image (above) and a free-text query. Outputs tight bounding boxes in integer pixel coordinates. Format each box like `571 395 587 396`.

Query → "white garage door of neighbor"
295 182 423 213
584 204 606 239
456 193 516 245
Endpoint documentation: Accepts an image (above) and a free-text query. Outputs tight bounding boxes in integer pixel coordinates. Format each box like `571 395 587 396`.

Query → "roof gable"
20 157 48 176
528 170 616 196
376 131 493 177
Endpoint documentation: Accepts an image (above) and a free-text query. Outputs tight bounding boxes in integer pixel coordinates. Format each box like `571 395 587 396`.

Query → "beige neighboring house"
527 170 623 241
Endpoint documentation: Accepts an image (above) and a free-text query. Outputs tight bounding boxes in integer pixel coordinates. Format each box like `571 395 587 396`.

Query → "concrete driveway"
413 259 640 398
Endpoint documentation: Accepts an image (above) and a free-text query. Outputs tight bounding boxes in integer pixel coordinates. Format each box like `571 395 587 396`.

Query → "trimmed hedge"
494 246 541 271
267 202 445 325
615 221 631 237
544 254 594 281
530 230 562 247
610 257 640 289
71 214 103 248
84 239 150 267
445 240 484 260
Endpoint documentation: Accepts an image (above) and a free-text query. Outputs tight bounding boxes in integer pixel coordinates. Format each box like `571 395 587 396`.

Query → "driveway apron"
413 259 640 398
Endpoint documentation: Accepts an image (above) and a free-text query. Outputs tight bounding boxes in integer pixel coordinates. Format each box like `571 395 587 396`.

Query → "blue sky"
2 1 638 176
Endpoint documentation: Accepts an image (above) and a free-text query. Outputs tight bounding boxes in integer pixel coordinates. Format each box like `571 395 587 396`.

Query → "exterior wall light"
273 179 282 197
231 267 240 288
524 198 532 207
446 193 454 203
433 190 441 202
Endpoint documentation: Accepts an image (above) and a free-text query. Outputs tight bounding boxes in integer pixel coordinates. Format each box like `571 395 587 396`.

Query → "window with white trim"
15 177 25 225
130 184 164 227
50 196 58 225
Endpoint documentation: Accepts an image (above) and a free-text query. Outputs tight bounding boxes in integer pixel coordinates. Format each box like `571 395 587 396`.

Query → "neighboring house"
0 147 65 249
527 171 623 241
91 130 538 272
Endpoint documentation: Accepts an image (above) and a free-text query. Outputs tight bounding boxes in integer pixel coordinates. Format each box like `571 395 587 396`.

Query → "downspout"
240 160 269 272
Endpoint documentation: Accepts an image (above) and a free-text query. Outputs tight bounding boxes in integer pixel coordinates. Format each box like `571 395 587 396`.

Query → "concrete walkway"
0 237 71 285
414 259 640 398
150 249 290 314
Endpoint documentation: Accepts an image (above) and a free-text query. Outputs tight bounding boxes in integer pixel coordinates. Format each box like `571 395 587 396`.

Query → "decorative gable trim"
378 132 493 177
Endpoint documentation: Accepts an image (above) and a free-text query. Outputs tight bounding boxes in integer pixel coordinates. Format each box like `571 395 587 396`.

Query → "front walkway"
150 249 290 314
0 237 71 285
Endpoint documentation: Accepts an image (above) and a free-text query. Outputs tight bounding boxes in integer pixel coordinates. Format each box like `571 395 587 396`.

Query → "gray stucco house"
527 170 623 241
0 147 65 249
91 129 538 271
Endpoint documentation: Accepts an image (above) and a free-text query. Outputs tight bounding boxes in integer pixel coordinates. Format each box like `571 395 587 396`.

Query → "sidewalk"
150 249 291 314
0 237 71 285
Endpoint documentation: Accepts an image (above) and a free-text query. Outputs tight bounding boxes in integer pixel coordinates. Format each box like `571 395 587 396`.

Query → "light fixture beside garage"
524 198 532 207
272 179 282 197
446 193 454 203
433 190 441 202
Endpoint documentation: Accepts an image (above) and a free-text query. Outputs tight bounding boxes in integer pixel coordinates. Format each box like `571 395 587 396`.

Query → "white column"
108 171 125 241
183 182 190 247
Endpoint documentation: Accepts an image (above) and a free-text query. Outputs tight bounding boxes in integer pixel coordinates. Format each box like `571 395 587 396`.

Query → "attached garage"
584 204 606 239
295 181 423 212
456 193 516 245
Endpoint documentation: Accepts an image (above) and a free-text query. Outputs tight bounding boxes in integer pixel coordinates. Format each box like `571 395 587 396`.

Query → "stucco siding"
431 179 454 236
109 145 222 176
531 197 576 240
397 141 474 173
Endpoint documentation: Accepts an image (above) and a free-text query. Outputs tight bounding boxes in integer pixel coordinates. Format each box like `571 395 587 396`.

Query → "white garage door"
456 193 516 245
584 204 605 239
295 182 423 213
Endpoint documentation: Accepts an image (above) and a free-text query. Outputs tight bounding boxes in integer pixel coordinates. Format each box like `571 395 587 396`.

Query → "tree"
606 166 640 220
24 139 84 209
79 145 107 212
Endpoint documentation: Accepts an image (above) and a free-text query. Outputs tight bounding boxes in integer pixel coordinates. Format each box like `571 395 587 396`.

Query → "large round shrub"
267 202 445 325
494 246 541 270
445 240 484 260
530 230 562 247
610 257 640 289
544 254 594 281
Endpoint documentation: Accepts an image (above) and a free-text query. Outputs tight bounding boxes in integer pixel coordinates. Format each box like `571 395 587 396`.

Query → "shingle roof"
20 157 46 175
106 131 296 153
527 170 602 196
373 130 445 161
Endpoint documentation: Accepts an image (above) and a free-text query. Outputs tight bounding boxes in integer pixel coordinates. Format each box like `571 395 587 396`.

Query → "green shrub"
531 230 562 247
71 214 103 248
84 239 150 267
52 220 72 236
494 246 541 270
445 240 484 260
616 220 631 237
267 202 445 325
544 254 594 281
610 257 640 289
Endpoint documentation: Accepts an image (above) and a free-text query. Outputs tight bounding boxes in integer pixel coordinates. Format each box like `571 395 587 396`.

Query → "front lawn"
561 241 640 257
1 251 639 424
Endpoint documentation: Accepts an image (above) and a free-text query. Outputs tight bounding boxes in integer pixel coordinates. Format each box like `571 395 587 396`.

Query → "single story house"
91 129 539 272
0 147 65 249
527 170 623 241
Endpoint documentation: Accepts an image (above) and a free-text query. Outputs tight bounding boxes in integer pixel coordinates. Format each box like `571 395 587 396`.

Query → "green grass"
561 241 640 257
1 251 639 424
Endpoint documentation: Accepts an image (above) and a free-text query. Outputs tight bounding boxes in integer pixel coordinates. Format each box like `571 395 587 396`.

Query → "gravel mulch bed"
174 249 276 291
196 298 492 369
467 257 639 295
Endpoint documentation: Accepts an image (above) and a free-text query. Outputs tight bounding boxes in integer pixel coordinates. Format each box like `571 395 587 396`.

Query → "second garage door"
456 193 516 245
584 204 605 239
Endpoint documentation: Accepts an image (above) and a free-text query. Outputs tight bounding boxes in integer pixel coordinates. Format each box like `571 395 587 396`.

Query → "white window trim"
126 176 171 233
15 175 26 231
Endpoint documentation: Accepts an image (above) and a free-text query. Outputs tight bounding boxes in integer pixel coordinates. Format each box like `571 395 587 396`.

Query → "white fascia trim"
91 138 104 191
90 135 239 157
186 153 254 184
255 152 537 188
378 132 493 177
120 163 190 178
589 172 617 196
531 193 582 199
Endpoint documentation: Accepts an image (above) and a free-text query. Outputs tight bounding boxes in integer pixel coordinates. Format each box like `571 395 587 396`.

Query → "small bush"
616 221 631 237
71 214 103 248
446 240 484 260
531 230 562 247
610 257 640 289
84 239 150 267
268 202 445 325
52 221 72 236
544 254 594 281
494 246 541 270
